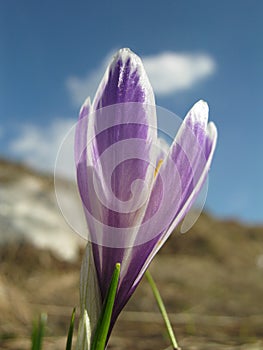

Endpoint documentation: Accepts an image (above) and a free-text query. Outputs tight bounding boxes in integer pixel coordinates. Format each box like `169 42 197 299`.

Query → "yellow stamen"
154 159 163 178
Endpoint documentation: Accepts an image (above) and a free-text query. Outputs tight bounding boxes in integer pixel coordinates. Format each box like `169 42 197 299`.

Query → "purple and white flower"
74 48 217 341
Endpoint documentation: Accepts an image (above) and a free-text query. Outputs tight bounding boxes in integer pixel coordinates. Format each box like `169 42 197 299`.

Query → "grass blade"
66 307 76 350
145 270 181 350
91 262 121 350
31 313 47 350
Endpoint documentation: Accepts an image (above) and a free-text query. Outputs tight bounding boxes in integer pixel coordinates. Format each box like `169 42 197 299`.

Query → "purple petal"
93 48 156 109
75 98 102 246
82 49 159 248
92 244 125 302
108 237 161 334
131 110 218 293
185 99 209 147
92 49 157 160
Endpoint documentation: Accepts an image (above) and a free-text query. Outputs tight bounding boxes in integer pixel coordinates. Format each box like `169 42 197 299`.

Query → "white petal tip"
207 121 218 141
185 99 209 127
118 47 133 55
194 99 209 114
79 97 91 116
83 96 91 107
111 48 142 67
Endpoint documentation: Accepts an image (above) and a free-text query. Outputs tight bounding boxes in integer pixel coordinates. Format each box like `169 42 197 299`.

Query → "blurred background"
0 0 262 349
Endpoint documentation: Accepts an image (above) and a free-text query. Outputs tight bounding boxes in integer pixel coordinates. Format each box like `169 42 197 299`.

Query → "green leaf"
66 307 76 350
80 243 102 334
31 313 47 350
75 309 91 350
145 270 181 350
91 262 121 350
76 243 102 350
76 310 91 350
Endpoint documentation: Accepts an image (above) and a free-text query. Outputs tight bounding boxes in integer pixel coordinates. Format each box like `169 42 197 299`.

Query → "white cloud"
143 52 216 95
66 50 216 105
9 118 75 177
66 66 104 107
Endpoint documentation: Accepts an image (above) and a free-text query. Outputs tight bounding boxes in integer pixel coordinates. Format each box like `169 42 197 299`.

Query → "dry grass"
0 213 263 349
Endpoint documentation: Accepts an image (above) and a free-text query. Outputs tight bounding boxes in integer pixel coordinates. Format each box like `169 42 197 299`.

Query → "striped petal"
92 48 157 160
108 101 215 322
92 48 157 202
81 50 160 301
130 101 218 292
93 48 156 110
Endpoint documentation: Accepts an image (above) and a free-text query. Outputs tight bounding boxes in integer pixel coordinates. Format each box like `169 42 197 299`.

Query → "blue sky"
0 0 262 224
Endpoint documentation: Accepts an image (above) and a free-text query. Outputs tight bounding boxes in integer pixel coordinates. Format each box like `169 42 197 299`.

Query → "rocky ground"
0 159 263 349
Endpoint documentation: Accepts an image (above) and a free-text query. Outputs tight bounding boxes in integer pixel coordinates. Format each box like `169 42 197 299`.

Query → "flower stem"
145 270 181 350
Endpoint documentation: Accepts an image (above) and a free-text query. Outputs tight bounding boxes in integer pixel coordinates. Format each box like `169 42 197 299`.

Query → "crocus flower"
75 48 217 342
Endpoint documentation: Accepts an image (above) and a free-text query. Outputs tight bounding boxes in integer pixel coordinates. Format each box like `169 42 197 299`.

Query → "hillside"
0 158 84 261
0 159 262 349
